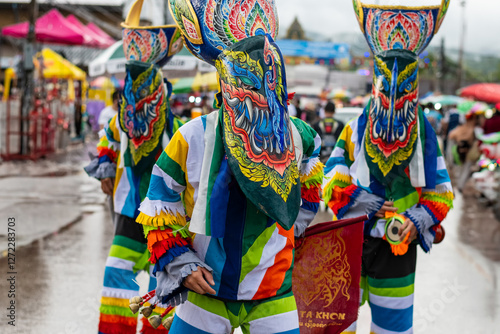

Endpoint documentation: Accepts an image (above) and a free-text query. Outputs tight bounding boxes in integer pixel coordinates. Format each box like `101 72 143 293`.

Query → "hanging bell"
162 316 174 330
148 315 162 329
129 296 143 305
141 305 155 318
129 303 141 314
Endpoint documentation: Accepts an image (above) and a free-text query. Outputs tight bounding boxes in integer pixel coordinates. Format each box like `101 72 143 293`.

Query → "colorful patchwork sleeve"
136 127 211 305
292 118 324 236
403 152 454 252
83 114 120 180
323 122 384 221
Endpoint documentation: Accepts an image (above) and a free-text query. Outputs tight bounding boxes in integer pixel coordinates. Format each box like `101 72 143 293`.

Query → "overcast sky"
275 0 500 55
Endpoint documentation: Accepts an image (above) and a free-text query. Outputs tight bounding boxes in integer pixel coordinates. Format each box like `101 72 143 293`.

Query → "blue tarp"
276 39 351 62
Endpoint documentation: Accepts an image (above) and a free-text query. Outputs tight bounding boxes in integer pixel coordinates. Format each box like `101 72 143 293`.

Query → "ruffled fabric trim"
136 211 187 227
150 236 191 262
155 251 213 307
143 224 191 239
327 185 361 219
147 228 192 252
100 313 137 326
323 172 352 204
300 158 324 188
301 186 321 204
84 158 116 180
139 198 186 221
153 245 192 274
97 146 118 162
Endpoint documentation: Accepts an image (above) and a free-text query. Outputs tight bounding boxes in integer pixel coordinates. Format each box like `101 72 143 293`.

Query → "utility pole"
437 38 446 94
19 0 38 155
456 0 466 92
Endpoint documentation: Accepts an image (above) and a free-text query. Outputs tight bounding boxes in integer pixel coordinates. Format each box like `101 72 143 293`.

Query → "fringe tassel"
136 211 187 228
99 320 138 334
301 186 321 203
147 229 191 252
100 313 138 326
153 245 192 274
149 237 190 262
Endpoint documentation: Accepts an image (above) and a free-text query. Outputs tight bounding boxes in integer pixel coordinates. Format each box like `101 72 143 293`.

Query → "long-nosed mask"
366 49 419 176
216 34 300 229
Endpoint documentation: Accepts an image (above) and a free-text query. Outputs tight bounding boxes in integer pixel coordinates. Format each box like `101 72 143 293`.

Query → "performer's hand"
183 267 216 295
101 178 114 196
375 201 398 218
399 218 418 242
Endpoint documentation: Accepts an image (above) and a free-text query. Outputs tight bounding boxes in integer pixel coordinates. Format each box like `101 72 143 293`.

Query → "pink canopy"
66 15 112 48
86 22 116 47
1 9 86 45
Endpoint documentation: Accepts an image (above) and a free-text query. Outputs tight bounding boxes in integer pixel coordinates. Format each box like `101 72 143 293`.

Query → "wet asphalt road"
0 166 499 333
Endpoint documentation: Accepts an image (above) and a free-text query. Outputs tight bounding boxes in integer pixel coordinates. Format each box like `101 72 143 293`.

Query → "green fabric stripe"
245 293 297 321
369 284 415 298
241 200 268 258
393 190 420 213
186 291 228 319
422 193 453 207
142 224 192 238
291 117 317 157
112 235 147 253
100 304 136 317
109 245 143 262
156 152 186 187
239 224 277 284
336 138 347 151
368 273 415 288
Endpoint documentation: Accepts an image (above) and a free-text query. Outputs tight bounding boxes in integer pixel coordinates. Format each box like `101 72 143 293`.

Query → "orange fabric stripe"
252 224 294 300
100 313 137 326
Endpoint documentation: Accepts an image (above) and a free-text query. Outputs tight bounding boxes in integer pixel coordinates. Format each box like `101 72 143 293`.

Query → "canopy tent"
1 9 86 45
86 22 116 47
420 94 465 106
66 15 114 49
171 72 218 94
35 48 86 81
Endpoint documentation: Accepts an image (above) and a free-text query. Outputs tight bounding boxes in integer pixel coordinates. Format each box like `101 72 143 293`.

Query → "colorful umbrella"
1 9 86 45
457 101 489 116
458 83 500 104
420 95 465 106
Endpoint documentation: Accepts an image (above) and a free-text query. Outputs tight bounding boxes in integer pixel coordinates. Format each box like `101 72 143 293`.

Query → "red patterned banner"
292 216 366 334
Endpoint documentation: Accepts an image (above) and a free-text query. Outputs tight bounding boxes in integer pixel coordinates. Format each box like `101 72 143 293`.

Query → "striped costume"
324 108 453 334
86 111 182 334
136 110 323 333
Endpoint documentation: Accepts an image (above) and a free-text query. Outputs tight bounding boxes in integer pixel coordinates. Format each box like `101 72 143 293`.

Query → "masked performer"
134 0 323 332
324 1 453 333
84 1 184 332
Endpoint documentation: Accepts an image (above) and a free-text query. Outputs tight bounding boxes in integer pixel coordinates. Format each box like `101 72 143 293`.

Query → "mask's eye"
237 77 258 91
404 83 413 93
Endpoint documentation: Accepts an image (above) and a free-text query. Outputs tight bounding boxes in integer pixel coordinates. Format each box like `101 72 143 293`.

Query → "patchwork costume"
84 1 183 332
324 1 453 334
135 0 323 332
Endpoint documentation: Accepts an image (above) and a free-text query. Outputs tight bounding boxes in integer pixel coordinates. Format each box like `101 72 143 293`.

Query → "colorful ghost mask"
118 0 182 173
216 35 300 229
168 0 279 65
352 0 450 177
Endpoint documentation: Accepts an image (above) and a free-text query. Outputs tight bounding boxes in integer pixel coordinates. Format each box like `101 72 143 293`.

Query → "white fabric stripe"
371 322 413 334
350 118 361 157
139 198 185 217
409 118 426 188
176 300 232 333
331 146 346 158
291 121 304 166
113 166 130 214
437 155 447 171
101 287 138 299
423 181 453 193
190 111 218 235
184 118 206 207
248 310 299 333
105 256 135 271
369 293 414 310
351 132 369 188
313 133 322 153
119 132 128 168
192 234 212 262
152 165 184 193
238 226 287 299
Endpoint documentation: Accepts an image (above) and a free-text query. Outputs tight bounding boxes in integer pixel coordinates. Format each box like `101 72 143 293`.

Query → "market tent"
35 48 86 81
87 22 116 47
88 41 125 77
172 76 195 94
66 15 114 48
1 9 86 45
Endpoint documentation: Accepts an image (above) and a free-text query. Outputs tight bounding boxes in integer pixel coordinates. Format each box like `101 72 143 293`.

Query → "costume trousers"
343 237 417 334
170 290 300 334
98 214 169 334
